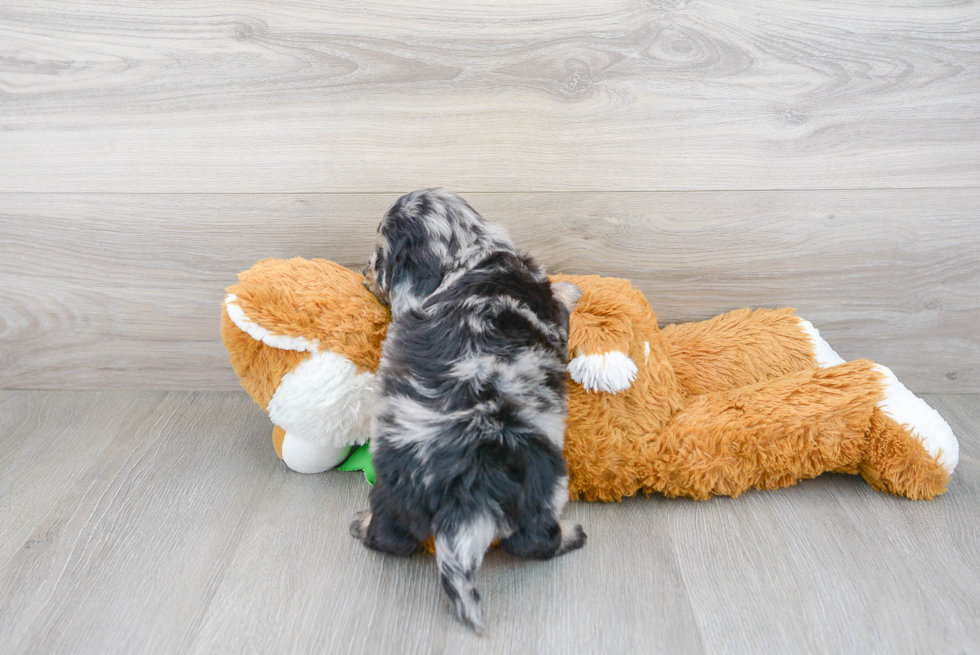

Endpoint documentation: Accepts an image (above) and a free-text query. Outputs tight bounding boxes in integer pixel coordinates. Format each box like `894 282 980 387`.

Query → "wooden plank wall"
1 0 978 392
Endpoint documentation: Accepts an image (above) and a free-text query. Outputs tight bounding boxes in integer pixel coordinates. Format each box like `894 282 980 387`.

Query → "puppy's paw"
349 510 372 542
557 520 587 556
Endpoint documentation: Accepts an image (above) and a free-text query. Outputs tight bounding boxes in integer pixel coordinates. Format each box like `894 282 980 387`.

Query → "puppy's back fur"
352 190 585 632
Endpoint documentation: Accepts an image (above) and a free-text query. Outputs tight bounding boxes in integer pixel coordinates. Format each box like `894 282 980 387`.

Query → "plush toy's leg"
272 425 352 474
858 366 958 499
661 308 844 396
630 360 956 501
639 360 879 500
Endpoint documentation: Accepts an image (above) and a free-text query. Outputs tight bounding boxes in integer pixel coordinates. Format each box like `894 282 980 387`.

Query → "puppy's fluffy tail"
434 512 497 634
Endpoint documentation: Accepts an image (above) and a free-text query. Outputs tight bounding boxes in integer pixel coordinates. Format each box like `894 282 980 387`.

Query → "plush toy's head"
221 258 389 469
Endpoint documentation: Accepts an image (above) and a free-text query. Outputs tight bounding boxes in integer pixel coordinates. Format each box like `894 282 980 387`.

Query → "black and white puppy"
352 189 586 633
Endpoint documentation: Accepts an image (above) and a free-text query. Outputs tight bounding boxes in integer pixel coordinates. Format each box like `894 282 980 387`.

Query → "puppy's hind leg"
501 519 586 560
502 473 587 560
349 503 421 556
557 520 588 556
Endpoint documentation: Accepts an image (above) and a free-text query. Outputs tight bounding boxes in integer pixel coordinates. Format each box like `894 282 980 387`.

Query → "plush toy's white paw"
798 318 846 368
568 351 638 393
281 432 353 474
875 364 959 473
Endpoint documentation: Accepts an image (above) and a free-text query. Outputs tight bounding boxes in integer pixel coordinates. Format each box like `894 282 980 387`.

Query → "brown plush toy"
222 257 958 502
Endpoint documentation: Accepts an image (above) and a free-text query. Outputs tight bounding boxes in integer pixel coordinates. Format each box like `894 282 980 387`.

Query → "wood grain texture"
0 390 276 655
668 392 980 655
1 0 979 192
0 391 153 571
187 473 706 655
0 390 977 654
2 190 978 392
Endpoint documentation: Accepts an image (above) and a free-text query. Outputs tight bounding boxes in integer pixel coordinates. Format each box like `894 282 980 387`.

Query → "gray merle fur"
352 189 586 633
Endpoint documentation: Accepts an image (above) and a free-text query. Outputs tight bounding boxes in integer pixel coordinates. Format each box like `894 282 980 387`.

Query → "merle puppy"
351 189 586 632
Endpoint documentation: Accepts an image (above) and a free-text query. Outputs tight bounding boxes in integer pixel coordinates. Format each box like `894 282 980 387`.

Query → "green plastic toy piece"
338 442 375 485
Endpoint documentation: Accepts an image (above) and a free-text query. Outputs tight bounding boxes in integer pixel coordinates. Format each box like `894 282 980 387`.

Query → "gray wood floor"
1 390 977 654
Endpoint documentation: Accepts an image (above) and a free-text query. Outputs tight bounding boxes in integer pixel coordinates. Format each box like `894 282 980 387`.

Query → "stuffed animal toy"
222 257 959 502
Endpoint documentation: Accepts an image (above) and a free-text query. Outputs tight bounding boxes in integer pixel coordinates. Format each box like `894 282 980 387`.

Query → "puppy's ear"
387 232 444 300
552 281 582 313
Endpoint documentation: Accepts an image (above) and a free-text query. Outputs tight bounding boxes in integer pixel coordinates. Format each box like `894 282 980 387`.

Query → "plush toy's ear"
552 281 582 312
224 293 321 353
224 257 389 374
